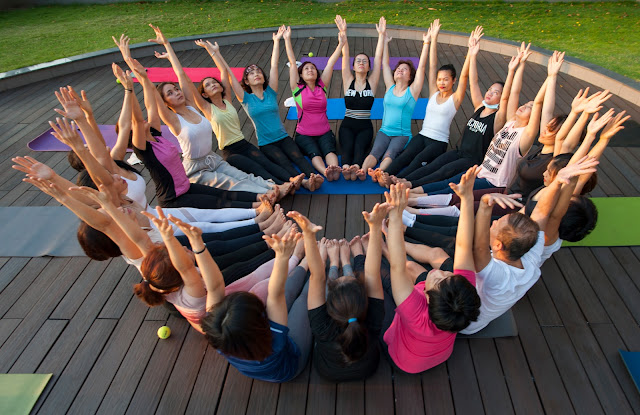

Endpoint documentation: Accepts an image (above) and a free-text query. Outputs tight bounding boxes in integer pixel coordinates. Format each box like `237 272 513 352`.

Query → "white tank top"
176 106 214 159
124 172 147 208
419 92 457 143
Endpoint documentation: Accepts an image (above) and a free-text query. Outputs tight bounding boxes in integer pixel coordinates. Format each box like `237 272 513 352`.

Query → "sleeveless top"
478 120 526 187
209 100 245 150
344 79 375 120
418 92 457 143
176 106 214 159
458 106 497 164
123 172 148 208
506 146 554 199
380 85 416 138
293 79 330 136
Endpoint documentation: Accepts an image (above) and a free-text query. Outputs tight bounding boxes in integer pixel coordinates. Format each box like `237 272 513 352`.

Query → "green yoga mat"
0 374 52 415
563 197 640 247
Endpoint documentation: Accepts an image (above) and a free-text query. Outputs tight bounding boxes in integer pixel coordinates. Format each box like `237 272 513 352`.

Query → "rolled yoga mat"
286 97 428 120
28 125 181 152
137 67 245 83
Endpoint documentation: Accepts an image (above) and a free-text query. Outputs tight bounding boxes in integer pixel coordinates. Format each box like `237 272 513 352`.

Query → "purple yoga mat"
28 125 181 152
303 57 420 71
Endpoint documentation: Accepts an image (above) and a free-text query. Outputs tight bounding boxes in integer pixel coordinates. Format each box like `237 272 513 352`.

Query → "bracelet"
423 41 430 45
125 89 133 92
211 51 216 56
193 246 207 255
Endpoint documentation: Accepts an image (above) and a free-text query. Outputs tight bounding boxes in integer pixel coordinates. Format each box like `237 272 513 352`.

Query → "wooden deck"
0 36 639 415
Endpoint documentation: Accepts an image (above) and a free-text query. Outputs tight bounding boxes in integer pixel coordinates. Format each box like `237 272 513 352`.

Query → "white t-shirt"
540 238 563 263
478 120 525 187
461 231 545 334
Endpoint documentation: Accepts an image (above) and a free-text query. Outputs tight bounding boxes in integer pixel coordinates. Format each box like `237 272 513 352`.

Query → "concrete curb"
1 24 638 105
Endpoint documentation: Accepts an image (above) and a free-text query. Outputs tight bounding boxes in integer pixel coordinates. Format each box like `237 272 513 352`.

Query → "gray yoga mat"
458 310 518 338
0 207 84 257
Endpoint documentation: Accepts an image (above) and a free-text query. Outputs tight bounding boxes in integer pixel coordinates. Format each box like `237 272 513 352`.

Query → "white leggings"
147 205 257 236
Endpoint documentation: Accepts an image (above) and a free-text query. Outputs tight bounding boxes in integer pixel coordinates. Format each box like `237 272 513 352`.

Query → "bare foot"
339 239 351 267
319 237 329 263
290 173 305 190
260 205 280 229
327 239 340 267
356 168 367 181
276 182 295 200
293 237 305 260
409 186 426 195
276 219 294 237
312 173 325 190
255 196 273 222
368 168 379 182
342 165 352 181
348 165 359 181
377 171 393 188
263 207 285 234
392 176 411 187
330 165 342 181
361 232 370 252
264 188 278 205
349 235 363 256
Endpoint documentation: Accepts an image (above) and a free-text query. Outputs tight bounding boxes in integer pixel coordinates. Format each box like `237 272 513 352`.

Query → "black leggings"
405 151 474 187
177 229 265 255
339 118 373 167
260 136 316 177
161 183 256 209
223 139 292 184
221 249 275 286
386 134 448 176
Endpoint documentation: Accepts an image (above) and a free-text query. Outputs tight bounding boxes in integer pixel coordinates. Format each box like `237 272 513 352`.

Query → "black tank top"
458 106 496 164
506 145 553 199
344 79 374 119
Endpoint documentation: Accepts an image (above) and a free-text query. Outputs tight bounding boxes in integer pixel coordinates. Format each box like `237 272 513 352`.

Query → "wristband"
193 246 207 255
125 89 133 92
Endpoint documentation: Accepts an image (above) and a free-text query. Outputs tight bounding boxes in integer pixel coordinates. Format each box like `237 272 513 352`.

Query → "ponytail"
336 318 368 363
326 278 369 364
135 245 183 307
133 280 165 306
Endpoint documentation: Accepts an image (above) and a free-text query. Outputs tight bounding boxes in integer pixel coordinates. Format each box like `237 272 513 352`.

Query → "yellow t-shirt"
210 100 244 149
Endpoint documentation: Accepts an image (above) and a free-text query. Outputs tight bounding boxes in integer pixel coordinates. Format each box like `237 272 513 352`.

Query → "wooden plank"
336 381 364 415
306 361 336 415
0 257 30 296
0 257 49 317
344 194 364 240
495 337 544 414
184 346 229 415
215 366 253 415
364 357 394 415
276 359 310 415
0 318 21 349
324 195 346 239
420 362 455 415
246 380 280 415
591 248 640 322
392 370 425 415
50 259 110 319
469 339 515 414
98 264 141 319
448 339 484 414
9 319 67 373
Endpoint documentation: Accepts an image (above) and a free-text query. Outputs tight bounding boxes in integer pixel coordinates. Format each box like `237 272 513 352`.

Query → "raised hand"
583 89 612 114
601 110 630 141
422 31 431 44
148 24 168 45
570 88 590 113
69 184 113 206
112 63 133 90
586 109 615 135
376 16 386 35
547 50 565 75
49 117 83 149
168 214 204 241
54 87 84 120
556 156 599 184
449 165 481 197
12 156 55 180
335 15 347 33
275 25 287 41
154 50 169 60
430 19 441 40
128 58 147 77
362 202 393 226
517 42 532 62
287 211 322 235
480 193 524 209
66 85 94 115
385 183 409 215
338 31 347 47
468 36 480 56
142 206 174 238
24 177 65 199
263 227 302 256
112 34 132 61
384 31 393 44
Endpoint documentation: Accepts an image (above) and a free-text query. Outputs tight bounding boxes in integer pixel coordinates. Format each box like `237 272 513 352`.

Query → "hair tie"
348 318 357 323
142 278 149 283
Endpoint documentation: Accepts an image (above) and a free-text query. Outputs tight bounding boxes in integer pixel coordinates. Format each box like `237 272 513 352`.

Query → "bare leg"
349 235 363 257
290 173 305 190
378 156 393 172
405 241 450 269
262 207 286 234
361 232 370 253
311 156 328 178
339 239 351 269
293 237 305 261
410 186 426 195
361 155 378 177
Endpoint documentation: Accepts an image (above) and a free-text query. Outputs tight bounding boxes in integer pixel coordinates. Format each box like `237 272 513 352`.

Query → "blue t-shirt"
222 320 300 382
380 85 416 138
241 86 289 146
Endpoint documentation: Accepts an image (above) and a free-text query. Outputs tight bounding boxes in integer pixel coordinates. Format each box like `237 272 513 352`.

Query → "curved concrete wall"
1 24 638 106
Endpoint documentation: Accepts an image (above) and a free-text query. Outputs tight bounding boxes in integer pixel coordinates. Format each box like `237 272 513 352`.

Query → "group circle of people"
13 16 629 383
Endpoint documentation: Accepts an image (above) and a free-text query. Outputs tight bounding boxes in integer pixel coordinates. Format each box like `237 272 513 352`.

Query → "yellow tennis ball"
308 52 314 57
116 79 121 84
157 326 171 339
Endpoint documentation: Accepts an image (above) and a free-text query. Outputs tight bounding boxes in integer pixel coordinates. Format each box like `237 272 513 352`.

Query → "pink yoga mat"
28 125 181 152
135 67 245 83
303 57 420 71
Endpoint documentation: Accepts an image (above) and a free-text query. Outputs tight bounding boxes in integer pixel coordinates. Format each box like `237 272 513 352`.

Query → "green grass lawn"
1 1 638 81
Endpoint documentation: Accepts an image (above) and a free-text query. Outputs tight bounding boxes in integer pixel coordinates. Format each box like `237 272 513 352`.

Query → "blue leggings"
420 173 494 195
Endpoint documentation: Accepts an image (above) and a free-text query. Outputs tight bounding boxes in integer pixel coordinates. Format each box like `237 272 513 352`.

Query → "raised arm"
336 15 354 93
288 211 325 309
381 33 394 90
320 32 345 87
467 26 484 109
449 166 480 271
368 16 386 93
111 64 134 161
264 228 302 326
410 29 432 100
66 85 107 165
195 40 234 101
283 26 300 91
386 184 414 305
270 25 286 92
362 203 392 300
519 75 550 156
453 27 481 109
539 51 564 132
427 19 440 96
494 53 520 133
506 43 531 121
556 89 612 155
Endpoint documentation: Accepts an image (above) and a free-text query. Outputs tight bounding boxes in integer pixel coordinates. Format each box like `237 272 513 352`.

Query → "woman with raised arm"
380 179 480 373
194 39 303 191
392 30 517 189
382 21 476 182
227 26 324 192
359 22 432 178
289 207 387 381
335 16 385 181
136 27 290 196
284 26 344 181
201 227 313 383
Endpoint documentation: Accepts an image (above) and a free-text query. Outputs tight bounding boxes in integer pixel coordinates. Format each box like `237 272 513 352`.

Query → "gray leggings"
286 279 312 378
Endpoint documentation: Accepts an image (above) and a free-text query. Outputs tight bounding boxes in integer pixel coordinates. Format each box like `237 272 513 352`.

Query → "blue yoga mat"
287 98 428 120
296 172 386 195
620 350 640 393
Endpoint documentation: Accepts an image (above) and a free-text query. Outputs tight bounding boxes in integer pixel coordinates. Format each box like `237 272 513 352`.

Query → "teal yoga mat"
286 98 428 120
